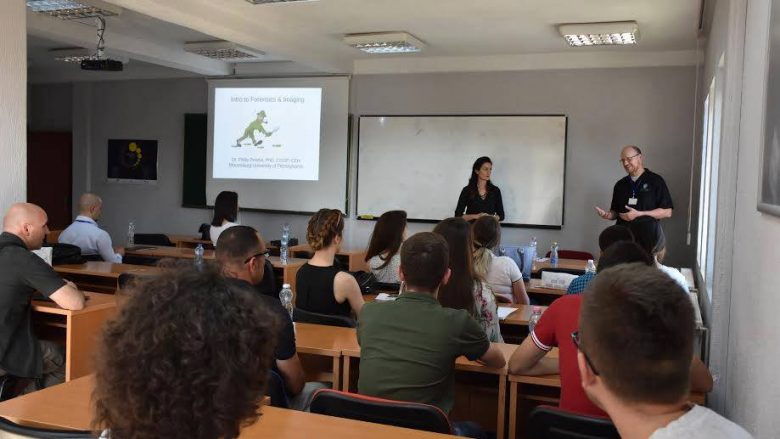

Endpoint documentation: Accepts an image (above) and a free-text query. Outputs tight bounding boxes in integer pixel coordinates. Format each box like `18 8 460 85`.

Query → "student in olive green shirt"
358 232 506 414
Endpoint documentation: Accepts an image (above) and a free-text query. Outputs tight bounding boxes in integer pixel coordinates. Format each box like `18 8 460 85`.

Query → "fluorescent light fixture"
245 0 317 3
558 21 639 47
184 41 266 62
344 32 425 54
49 47 91 62
26 0 121 19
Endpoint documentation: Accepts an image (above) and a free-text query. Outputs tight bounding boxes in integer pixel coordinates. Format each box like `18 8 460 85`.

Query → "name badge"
628 197 638 206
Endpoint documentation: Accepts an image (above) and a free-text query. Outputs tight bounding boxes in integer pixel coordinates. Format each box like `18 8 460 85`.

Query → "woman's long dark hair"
364 210 407 269
211 191 238 227
467 156 497 197
433 217 477 316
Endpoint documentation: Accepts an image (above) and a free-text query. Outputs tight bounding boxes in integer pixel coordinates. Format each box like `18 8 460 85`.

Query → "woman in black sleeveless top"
295 209 364 317
454 156 505 222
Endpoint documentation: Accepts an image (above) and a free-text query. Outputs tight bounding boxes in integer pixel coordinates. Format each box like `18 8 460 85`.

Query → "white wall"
65 67 696 266
0 2 27 212
720 0 780 435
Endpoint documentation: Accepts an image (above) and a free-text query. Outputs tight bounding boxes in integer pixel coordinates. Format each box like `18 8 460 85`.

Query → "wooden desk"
285 244 369 272
525 279 566 304
32 292 117 381
294 323 359 390
0 375 456 438
532 258 587 275
54 261 162 293
123 248 303 293
341 342 518 439
167 234 214 249
499 304 548 327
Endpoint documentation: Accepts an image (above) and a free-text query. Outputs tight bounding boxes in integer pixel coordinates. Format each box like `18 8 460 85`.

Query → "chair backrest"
526 406 619 439
0 376 32 402
132 234 174 247
309 389 452 435
265 370 289 408
544 250 595 261
0 417 93 438
254 259 278 299
292 308 356 328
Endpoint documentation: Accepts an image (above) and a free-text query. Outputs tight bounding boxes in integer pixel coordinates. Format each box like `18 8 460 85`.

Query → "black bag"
350 271 376 295
47 243 84 265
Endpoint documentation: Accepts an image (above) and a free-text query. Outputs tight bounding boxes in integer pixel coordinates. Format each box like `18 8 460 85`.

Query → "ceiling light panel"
184 41 266 62
343 32 425 54
245 0 318 4
558 21 639 47
26 0 121 19
49 47 92 63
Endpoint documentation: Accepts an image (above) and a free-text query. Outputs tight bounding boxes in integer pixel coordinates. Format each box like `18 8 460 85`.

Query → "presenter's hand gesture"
595 206 612 220
619 206 641 222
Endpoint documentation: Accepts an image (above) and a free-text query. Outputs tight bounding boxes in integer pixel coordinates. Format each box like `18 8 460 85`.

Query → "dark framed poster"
760 0 780 216
107 139 158 184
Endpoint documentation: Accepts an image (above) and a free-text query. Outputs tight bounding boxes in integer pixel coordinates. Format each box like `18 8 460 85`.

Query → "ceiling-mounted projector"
80 16 124 71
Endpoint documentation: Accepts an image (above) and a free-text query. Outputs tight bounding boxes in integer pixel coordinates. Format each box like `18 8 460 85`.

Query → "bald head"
3 203 49 250
621 145 642 156
78 193 103 220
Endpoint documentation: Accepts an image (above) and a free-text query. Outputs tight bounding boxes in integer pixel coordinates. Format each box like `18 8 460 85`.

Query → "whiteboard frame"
355 114 568 229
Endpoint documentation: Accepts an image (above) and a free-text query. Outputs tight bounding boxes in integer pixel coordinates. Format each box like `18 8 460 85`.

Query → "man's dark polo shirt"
0 232 65 377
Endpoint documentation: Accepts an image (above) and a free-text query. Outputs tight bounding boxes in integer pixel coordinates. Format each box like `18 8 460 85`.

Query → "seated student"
472 216 529 304
508 242 713 417
92 264 279 438
567 225 634 294
358 232 506 416
216 225 323 410
0 203 85 389
577 264 751 438
636 226 689 292
59 193 123 262
295 209 363 317
210 190 240 243
434 217 503 342
364 210 407 284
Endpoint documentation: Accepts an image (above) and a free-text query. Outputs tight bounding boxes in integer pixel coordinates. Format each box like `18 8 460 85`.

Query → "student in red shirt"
508 242 713 417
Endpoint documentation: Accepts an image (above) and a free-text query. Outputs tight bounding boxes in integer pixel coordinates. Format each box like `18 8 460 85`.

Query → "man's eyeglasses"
571 330 600 375
619 153 640 164
244 250 270 264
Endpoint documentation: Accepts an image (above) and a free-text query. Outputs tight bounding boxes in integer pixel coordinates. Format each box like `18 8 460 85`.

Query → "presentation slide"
212 87 322 180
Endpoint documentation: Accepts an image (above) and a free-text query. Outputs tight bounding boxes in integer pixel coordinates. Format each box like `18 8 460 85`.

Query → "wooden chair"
292 308 356 328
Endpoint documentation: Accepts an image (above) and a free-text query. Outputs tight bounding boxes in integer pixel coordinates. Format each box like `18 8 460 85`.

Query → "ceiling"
26 0 702 82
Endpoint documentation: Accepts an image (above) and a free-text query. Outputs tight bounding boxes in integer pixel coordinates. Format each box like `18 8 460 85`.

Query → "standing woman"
455 156 505 222
472 216 530 305
364 210 407 284
433 217 503 343
296 209 364 317
210 191 240 243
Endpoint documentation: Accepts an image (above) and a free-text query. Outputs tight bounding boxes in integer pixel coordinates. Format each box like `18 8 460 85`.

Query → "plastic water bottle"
126 221 135 247
550 242 559 267
280 223 290 265
528 306 543 334
279 283 294 320
194 243 204 266
585 259 596 273
530 236 538 261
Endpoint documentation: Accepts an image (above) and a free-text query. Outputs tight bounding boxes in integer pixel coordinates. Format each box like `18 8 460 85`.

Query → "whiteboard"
356 115 566 227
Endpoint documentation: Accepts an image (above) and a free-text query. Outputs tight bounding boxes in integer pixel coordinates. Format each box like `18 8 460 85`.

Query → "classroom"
0 0 777 438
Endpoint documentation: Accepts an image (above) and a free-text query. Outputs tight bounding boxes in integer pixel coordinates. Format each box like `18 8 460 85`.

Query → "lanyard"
75 219 96 225
627 176 642 198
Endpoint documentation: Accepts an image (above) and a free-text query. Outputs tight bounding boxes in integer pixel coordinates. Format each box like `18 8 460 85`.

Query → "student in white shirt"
636 225 689 292
472 216 529 304
576 264 752 439
364 210 406 284
59 193 123 263
210 191 240 244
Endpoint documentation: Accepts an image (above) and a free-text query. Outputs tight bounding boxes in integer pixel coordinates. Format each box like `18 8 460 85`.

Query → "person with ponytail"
295 209 364 317
472 216 530 305
433 217 503 343
364 210 407 284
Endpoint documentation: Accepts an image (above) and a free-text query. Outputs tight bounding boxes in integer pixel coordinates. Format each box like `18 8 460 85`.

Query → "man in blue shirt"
59 193 123 263
566 225 634 294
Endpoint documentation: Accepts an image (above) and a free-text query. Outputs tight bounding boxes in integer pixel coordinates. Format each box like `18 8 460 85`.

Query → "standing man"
59 193 124 263
595 145 673 251
0 203 85 389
